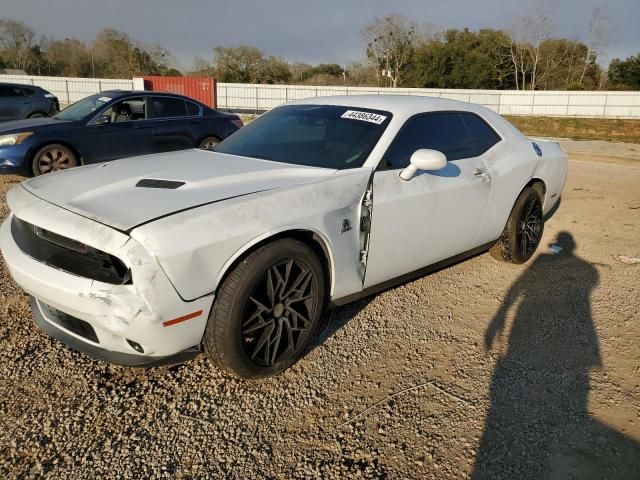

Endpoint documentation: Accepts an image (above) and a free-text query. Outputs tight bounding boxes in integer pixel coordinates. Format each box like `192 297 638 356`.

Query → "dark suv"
0 83 59 121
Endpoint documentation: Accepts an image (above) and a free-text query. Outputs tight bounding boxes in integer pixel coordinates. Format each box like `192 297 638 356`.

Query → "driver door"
363 112 495 288
83 97 153 163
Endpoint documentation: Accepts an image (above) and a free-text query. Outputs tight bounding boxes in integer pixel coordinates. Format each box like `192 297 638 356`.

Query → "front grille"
39 301 99 343
11 216 131 285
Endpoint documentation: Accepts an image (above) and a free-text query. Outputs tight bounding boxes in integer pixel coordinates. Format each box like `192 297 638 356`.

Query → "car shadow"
472 231 640 479
304 296 374 358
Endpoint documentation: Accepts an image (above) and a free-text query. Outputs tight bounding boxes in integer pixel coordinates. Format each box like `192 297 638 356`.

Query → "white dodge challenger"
0 96 567 378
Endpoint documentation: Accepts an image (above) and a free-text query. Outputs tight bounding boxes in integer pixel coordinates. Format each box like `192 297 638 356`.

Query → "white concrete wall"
2 74 639 118
0 74 134 105
217 83 640 118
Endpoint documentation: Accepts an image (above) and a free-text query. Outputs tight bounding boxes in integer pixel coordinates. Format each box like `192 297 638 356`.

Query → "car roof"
102 90 200 99
287 94 491 116
0 82 43 89
99 90 210 107
286 94 524 139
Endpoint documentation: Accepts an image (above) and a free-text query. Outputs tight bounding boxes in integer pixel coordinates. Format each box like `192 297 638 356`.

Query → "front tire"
198 136 220 151
490 186 544 264
32 144 79 176
204 238 325 379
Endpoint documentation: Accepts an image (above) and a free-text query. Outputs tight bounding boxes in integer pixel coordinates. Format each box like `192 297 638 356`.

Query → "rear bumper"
0 187 214 365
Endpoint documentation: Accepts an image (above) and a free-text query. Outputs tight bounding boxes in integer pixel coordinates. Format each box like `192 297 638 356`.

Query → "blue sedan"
0 90 243 176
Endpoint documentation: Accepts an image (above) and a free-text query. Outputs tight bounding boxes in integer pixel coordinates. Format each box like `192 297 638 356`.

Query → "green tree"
41 38 92 77
92 28 170 78
411 29 514 89
163 67 182 77
213 45 264 83
213 46 291 83
259 56 291 84
608 54 640 90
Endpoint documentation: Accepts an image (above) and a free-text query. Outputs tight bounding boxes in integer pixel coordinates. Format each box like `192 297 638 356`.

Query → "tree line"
0 19 180 78
1 12 638 91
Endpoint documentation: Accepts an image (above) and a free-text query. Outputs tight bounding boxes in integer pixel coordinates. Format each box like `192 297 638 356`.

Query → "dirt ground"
507 116 640 144
0 145 639 479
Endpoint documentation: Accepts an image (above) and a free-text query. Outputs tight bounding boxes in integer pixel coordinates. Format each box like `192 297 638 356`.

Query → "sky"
3 0 639 70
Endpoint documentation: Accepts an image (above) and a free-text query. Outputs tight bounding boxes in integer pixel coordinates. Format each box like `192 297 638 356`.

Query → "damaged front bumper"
0 186 213 365
30 296 200 366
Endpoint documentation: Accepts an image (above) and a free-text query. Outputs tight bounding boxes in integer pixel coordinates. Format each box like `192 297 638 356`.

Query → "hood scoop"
136 179 185 189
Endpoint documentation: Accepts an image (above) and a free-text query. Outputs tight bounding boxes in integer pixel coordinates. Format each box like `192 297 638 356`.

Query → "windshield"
54 94 114 121
214 105 392 169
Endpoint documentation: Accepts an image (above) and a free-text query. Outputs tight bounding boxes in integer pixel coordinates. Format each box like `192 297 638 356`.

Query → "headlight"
0 132 34 146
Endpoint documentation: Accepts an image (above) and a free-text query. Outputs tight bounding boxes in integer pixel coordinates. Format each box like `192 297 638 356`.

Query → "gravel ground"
1 152 639 479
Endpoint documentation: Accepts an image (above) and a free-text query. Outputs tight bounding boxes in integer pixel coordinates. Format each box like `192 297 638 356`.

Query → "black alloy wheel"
241 258 318 367
490 185 545 264
204 238 325 379
516 194 543 259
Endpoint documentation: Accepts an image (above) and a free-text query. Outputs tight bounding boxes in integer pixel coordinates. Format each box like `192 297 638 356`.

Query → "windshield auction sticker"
341 110 387 124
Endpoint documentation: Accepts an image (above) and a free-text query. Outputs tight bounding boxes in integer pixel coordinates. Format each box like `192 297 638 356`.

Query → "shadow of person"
472 232 640 479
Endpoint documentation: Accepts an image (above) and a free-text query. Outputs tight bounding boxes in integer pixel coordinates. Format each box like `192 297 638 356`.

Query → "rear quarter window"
461 113 502 155
186 101 200 116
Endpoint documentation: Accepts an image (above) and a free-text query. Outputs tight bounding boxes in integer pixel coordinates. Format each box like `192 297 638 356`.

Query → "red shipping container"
142 76 217 109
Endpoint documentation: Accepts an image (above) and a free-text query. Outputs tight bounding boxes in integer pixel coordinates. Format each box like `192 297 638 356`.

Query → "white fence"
0 74 134 105
2 74 639 118
217 83 640 119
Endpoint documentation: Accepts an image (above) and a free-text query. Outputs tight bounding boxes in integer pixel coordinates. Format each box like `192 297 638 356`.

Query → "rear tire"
198 136 220 151
490 186 544 264
32 144 79 176
204 238 325 379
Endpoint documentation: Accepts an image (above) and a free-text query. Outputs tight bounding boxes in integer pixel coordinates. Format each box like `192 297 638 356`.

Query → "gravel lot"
1 145 639 479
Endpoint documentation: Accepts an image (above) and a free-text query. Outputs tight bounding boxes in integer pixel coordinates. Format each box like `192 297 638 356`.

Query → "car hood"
22 149 337 231
0 117 71 133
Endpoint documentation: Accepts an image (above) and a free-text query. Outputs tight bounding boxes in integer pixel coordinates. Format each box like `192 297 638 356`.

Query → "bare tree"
191 56 210 72
0 19 36 71
507 0 555 90
579 7 610 85
361 14 417 87
289 62 313 83
506 35 528 90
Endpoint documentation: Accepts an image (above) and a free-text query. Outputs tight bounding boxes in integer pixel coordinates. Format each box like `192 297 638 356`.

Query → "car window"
215 104 392 170
150 97 188 118
0 86 24 98
252 114 327 144
100 98 146 123
22 87 37 96
185 101 200 116
383 112 476 169
460 112 501 156
55 94 113 121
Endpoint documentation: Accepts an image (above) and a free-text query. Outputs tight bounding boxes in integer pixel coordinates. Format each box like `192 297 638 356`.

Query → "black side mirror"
95 115 111 125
